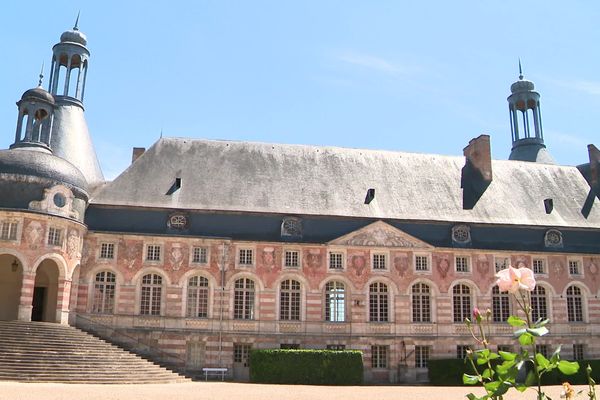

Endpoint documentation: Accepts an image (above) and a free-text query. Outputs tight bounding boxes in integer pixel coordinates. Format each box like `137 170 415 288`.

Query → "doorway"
0 255 23 320
32 259 60 322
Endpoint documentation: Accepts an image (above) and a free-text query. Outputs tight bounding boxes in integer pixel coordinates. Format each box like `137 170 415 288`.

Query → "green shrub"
249 349 363 385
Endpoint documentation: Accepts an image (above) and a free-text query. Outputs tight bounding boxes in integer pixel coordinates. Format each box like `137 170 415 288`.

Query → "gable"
327 221 433 248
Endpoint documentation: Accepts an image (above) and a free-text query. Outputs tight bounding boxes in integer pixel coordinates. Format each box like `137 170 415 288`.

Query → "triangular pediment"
328 221 433 248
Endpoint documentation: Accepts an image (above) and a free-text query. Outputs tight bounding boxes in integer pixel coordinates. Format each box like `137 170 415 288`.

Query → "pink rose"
496 266 536 293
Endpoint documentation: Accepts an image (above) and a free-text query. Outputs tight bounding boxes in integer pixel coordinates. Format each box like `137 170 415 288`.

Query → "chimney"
461 135 493 210
132 147 145 164
589 144 600 189
463 135 492 182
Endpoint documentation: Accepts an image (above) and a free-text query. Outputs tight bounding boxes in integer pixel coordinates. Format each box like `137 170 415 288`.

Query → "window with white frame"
573 344 585 361
372 253 387 270
369 282 389 322
0 221 18 241
192 246 208 264
47 227 62 246
371 345 388 368
99 243 115 260
455 256 470 273
568 259 582 276
186 276 209 318
284 250 300 268
415 255 429 272
492 286 510 322
412 283 431 323
415 345 430 368
238 248 254 267
140 273 162 315
92 271 116 314
325 281 345 322
145 244 161 262
494 256 510 272
457 345 470 359
531 286 548 321
566 285 583 322
234 278 255 320
328 251 344 270
532 258 545 275
234 344 251 365
280 279 301 321
453 284 471 323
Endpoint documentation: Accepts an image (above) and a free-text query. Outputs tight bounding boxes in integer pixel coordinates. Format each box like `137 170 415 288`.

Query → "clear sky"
1 1 598 179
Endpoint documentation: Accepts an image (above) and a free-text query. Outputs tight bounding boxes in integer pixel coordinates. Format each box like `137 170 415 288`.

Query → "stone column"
17 272 35 322
57 278 72 325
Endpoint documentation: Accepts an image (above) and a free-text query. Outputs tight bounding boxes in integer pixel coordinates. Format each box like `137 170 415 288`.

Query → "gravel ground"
0 381 587 400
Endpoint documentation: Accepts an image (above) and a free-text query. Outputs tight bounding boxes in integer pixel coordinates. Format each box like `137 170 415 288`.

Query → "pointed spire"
38 62 44 87
74 11 80 31
518 58 523 80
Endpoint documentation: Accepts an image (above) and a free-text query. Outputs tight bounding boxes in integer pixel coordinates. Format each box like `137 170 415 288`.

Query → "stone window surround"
143 242 164 265
327 248 346 271
371 249 390 271
454 254 471 274
190 245 210 265
413 252 432 273
235 245 256 268
282 248 302 269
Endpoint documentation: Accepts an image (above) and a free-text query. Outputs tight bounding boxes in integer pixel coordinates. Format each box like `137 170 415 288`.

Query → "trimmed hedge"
429 358 600 386
249 349 363 385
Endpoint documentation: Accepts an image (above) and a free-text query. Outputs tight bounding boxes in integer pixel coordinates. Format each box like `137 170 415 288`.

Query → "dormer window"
281 217 302 237
544 229 563 248
452 224 471 244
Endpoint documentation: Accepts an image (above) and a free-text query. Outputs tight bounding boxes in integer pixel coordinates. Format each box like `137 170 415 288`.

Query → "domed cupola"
507 62 555 164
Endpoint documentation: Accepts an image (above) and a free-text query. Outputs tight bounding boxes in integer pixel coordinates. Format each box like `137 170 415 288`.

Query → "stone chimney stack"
132 147 145 164
461 135 493 210
588 144 600 189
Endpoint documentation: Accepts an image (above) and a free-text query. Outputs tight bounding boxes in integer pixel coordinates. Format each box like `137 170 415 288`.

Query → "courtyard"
0 381 586 400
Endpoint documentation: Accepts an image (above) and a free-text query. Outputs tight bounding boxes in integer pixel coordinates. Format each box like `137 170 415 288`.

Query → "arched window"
92 271 116 314
280 279 301 321
140 273 162 315
412 283 431 322
453 284 471 323
325 281 345 322
186 276 209 318
566 286 583 322
492 286 510 322
234 278 255 320
369 282 389 322
531 286 548 321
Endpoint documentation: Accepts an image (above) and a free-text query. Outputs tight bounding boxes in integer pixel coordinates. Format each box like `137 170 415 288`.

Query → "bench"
202 367 228 381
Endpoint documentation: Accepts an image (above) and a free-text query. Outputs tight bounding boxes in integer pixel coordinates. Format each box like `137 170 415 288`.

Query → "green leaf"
466 393 487 400
527 326 549 337
463 373 480 385
535 353 550 370
515 384 528 393
482 368 492 379
487 352 500 360
477 357 488 365
518 332 535 346
525 370 538 387
484 381 501 392
558 360 580 375
507 315 527 327
499 351 516 361
550 345 562 363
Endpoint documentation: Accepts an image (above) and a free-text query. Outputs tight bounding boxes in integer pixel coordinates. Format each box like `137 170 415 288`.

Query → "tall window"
280 279 301 320
453 284 471 323
531 286 548 321
492 286 510 322
573 344 585 361
457 345 470 359
532 259 545 274
92 271 116 314
48 227 62 246
234 278 255 319
412 283 431 322
535 344 549 358
234 344 251 366
140 273 162 315
0 221 18 241
566 285 583 322
568 260 582 276
325 281 345 322
186 276 209 318
369 282 389 322
415 345 430 368
371 345 388 368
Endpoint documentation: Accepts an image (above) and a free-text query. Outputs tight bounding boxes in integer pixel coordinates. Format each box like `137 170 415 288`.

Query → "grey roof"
509 139 555 164
91 137 600 229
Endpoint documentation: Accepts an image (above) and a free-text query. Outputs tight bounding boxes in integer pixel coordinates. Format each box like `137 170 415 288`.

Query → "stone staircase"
0 320 190 383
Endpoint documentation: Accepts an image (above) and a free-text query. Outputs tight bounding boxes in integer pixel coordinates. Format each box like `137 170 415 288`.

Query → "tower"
507 63 554 164
47 17 104 186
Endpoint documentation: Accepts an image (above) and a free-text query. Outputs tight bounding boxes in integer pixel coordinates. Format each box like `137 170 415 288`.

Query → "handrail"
74 313 188 367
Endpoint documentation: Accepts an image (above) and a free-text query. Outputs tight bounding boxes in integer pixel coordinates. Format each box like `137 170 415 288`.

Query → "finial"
74 11 80 31
518 58 523 80
160 128 163 138
38 62 44 87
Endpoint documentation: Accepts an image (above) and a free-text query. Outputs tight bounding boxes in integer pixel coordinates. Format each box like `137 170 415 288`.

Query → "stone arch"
0 253 25 320
179 270 218 319
274 273 308 322
31 258 61 322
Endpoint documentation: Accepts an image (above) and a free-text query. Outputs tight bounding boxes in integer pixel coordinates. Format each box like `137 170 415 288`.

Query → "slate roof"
90 137 600 229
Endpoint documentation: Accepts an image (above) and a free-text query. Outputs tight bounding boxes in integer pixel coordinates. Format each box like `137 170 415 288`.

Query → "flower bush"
463 266 585 400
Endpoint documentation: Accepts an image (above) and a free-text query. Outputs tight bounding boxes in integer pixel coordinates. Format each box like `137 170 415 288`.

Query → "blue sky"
1 1 599 179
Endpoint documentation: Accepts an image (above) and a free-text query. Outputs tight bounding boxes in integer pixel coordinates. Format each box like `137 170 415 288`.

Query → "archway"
0 254 23 320
32 259 60 322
